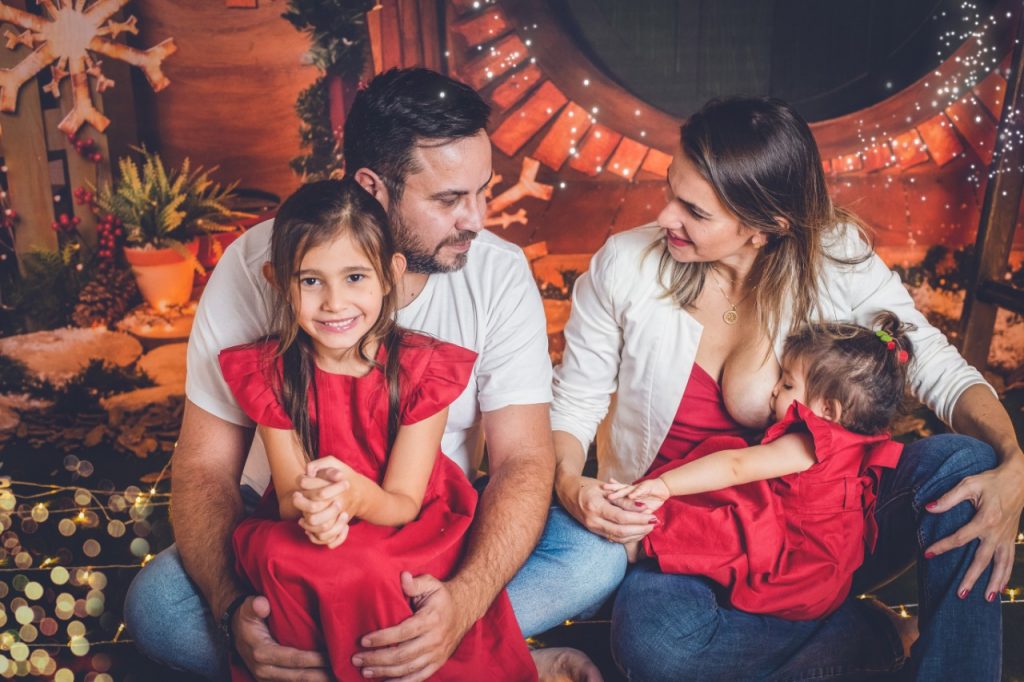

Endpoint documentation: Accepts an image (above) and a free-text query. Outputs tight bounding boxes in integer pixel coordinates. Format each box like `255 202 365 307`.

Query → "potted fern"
95 147 239 311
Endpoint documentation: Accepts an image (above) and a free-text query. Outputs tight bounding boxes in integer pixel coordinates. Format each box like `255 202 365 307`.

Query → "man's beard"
390 208 477 275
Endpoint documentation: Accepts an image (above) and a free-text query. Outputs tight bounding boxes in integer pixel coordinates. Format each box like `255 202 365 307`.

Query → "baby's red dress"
219 334 536 681
642 396 902 621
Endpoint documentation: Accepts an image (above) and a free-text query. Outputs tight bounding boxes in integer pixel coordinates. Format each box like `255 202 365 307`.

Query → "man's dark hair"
343 68 491 198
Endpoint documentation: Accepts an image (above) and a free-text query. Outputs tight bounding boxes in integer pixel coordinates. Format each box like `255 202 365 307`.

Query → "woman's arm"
926 384 1024 599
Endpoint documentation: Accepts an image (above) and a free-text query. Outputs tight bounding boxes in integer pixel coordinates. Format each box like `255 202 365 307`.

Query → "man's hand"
351 572 473 681
924 454 1024 601
233 595 330 682
557 473 656 544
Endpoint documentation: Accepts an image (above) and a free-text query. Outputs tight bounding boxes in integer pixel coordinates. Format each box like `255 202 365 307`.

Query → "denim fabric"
124 492 628 673
123 484 262 679
611 434 1002 681
507 506 628 636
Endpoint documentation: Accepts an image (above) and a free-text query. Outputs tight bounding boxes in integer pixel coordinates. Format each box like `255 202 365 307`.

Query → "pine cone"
72 267 141 328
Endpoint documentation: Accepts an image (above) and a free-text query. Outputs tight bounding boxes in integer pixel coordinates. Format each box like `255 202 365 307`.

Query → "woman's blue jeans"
611 434 1004 681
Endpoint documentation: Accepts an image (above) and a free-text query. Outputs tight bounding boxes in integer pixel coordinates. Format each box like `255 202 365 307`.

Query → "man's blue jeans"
611 434 1004 681
124 499 626 678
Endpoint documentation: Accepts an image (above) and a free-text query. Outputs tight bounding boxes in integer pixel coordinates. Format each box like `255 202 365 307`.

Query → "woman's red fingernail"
635 502 645 508
924 551 935 559
925 502 937 510
986 592 996 602
649 518 658 524
958 588 969 599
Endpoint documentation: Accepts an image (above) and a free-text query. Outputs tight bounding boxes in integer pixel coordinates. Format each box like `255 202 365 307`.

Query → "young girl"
218 178 536 681
606 312 914 620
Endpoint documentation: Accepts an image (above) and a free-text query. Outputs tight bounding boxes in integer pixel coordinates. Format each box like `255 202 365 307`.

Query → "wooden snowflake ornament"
0 0 176 136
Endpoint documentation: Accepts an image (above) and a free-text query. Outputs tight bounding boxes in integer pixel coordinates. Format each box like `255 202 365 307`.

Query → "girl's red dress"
219 334 536 681
642 366 902 620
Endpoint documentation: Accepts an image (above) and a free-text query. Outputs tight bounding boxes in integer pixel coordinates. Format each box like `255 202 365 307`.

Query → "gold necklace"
709 267 753 325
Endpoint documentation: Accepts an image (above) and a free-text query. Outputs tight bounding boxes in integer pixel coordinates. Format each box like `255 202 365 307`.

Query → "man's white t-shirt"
185 219 553 494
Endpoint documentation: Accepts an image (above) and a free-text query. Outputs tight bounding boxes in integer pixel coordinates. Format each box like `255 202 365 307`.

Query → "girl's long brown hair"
654 96 871 346
265 178 403 460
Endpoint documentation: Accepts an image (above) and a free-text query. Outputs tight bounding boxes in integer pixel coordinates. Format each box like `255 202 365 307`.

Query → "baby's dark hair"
782 311 915 434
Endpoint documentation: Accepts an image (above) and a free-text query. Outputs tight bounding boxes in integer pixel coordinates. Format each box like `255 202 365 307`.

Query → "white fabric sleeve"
831 227 995 427
550 237 623 453
185 238 276 427
475 251 553 412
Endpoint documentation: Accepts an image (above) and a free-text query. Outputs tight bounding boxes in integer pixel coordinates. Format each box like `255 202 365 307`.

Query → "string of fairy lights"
1 1 1022 679
0 457 171 678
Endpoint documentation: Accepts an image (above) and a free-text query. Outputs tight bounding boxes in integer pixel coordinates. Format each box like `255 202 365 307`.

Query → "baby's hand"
603 477 670 512
602 478 657 513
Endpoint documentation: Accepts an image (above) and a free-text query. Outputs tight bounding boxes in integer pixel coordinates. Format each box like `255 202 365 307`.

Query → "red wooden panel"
606 137 649 180
569 124 623 176
491 81 567 157
821 158 833 175
834 152 863 174
459 33 527 91
225 0 257 7
889 129 930 168
399 0 424 67
489 64 543 111
450 7 512 50
916 112 964 167
419 0 442 71
533 102 592 171
972 69 1007 120
380 0 403 71
945 94 996 165
640 148 673 178
861 142 895 172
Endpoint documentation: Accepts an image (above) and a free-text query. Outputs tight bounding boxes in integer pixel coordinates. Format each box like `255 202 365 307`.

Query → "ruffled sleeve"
400 338 478 426
217 342 294 430
762 401 836 463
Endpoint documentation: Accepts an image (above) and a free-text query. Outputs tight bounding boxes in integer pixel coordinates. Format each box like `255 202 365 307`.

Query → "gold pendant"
723 307 739 325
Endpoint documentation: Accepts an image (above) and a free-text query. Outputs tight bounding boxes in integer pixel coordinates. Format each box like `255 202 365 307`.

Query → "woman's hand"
556 472 657 543
924 454 1024 601
604 477 671 513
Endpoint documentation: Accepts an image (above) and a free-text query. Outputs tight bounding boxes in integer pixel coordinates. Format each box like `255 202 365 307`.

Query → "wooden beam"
459 33 527 91
532 101 591 171
605 137 648 181
399 0 425 68
916 112 963 167
0 0 56 258
959 8 1024 366
490 80 566 157
890 129 930 169
945 94 997 165
488 63 542 112
569 124 621 176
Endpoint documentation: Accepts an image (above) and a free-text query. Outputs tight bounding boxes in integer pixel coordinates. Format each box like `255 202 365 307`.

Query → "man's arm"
451 402 554 617
353 403 553 681
173 400 329 681
171 399 251 621
925 384 1024 601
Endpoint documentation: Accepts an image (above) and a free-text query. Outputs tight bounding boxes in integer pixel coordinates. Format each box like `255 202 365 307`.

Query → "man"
124 68 613 681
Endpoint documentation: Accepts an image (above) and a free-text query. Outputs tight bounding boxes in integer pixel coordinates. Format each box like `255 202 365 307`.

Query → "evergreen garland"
282 0 376 180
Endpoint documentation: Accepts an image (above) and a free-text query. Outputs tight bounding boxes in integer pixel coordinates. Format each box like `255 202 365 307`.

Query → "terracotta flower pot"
123 239 200 311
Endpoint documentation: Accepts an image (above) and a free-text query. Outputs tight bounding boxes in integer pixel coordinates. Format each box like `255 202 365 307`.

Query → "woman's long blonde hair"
654 96 870 345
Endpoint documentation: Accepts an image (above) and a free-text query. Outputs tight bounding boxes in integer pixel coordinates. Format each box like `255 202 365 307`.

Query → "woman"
550 96 1023 680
